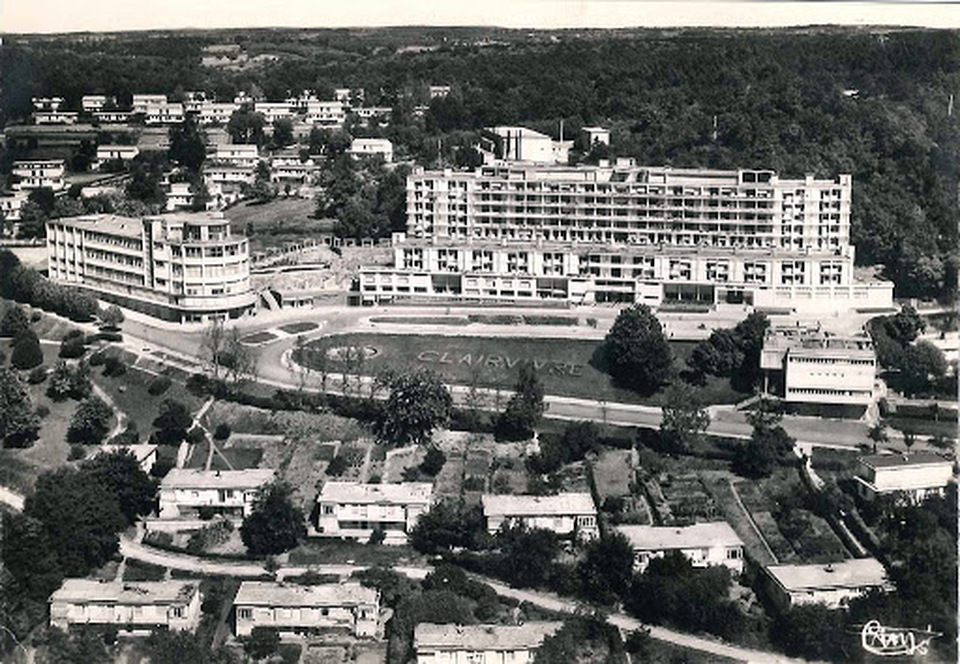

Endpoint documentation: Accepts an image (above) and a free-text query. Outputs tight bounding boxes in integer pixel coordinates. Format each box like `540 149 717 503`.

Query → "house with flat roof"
615 522 745 574
581 126 611 147
349 138 394 163
94 110 132 124
35 111 79 125
414 622 563 664
855 453 954 503
763 558 890 611
0 191 29 224
49 579 201 633
233 581 380 638
198 101 240 126
82 95 114 112
32 96 64 111
316 481 434 545
132 94 168 115
94 144 139 169
481 493 598 539
304 101 346 128
213 143 260 168
97 444 158 475
159 468 275 520
12 159 66 191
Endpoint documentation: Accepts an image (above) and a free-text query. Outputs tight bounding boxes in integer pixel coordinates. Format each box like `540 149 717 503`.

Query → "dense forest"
1 27 957 300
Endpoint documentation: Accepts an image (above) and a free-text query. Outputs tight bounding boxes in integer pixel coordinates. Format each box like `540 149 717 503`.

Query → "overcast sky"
1 0 958 34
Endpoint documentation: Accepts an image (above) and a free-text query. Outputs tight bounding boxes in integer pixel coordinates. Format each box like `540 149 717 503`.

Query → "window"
237 608 252 619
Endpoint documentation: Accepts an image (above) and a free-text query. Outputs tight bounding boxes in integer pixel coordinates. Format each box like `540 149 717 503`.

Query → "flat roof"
50 579 197 606
51 214 144 238
859 453 953 470
766 558 887 593
318 481 433 505
482 492 595 517
234 581 377 608
415 622 562 651
161 468 275 490
615 522 743 551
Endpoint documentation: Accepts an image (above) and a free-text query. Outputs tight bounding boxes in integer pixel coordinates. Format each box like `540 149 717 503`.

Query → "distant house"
145 101 185 125
349 138 394 163
0 191 29 223
213 143 260 168
98 444 158 475
233 581 380 638
304 101 346 128
158 468 275 520
581 126 610 147
82 95 114 113
855 453 954 503
198 101 240 126
49 579 202 633
93 145 139 170
12 159 66 191
34 111 78 125
132 94 168 115
166 182 195 211
428 85 451 99
481 493 598 539
32 96 64 111
615 522 745 574
763 558 890 611
316 481 434 544
270 152 316 186
254 102 294 124
414 622 563 664
94 110 132 124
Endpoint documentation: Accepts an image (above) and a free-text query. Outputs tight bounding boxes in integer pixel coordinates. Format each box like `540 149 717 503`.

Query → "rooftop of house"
50 214 145 238
234 581 377 608
766 558 888 593
161 468 276 491
615 522 744 551
50 579 198 606
415 622 563 652
351 138 393 147
859 453 953 470
481 492 596 517
763 325 874 354
318 481 433 505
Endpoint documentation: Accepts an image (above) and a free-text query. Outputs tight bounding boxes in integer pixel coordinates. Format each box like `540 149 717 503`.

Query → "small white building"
32 96 64 111
158 468 275 520
203 164 256 187
254 102 294 124
97 444 158 475
166 182 195 211
198 101 240 126
0 191 29 223
213 143 260 168
49 579 201 633
855 453 954 503
428 86 451 99
233 581 380 638
581 126 611 147
763 558 890 611
94 145 139 169
34 111 78 125
145 101 185 125
270 153 316 186
414 622 563 664
316 481 434 544
349 138 394 163
12 159 66 191
615 522 746 574
94 110 132 124
304 101 346 128
479 127 569 165
132 94 169 115
82 95 115 112
481 493 598 539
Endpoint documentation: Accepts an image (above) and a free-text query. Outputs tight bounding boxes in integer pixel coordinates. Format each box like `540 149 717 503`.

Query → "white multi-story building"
349 138 394 163
0 191 29 223
145 101 185 125
45 212 257 322
304 101 346 128
479 127 568 165
94 110 132 124
357 164 894 313
333 88 364 105
481 493 598 539
254 102 294 124
181 91 209 114
158 469 275 520
32 96 64 111
414 622 563 664
213 143 260 168
132 94 168 114
270 152 317 186
34 111 78 125
12 159 66 191
198 101 240 126
165 182 196 211
581 126 611 147
316 481 434 544
286 90 319 111
854 453 954 503
763 559 890 611
760 325 876 405
429 85 452 99
615 522 745 574
82 95 114 112
354 106 393 122
94 145 139 169
49 580 202 633
233 582 380 638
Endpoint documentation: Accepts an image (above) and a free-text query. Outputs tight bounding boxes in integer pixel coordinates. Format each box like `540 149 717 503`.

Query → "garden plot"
646 473 719 525
383 446 423 483
591 449 636 499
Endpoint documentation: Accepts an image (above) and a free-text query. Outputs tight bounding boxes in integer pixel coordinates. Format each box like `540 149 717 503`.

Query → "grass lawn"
288 540 425 567
93 365 204 438
122 559 167 582
700 473 778 567
223 198 333 252
239 330 278 344
278 321 320 335
300 333 746 406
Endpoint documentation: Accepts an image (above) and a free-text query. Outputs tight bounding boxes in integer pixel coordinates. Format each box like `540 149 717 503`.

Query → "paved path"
0 485 26 511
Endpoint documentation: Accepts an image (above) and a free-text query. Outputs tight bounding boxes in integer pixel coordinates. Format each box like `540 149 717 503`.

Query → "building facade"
481 493 598 539
46 212 257 322
12 159 66 191
763 559 890 611
158 469 276 520
615 522 745 574
132 94 169 114
233 582 380 638
316 481 434 544
213 143 260 168
854 453 954 503
414 622 563 664
305 101 346 127
49 580 202 633
94 145 140 169
349 138 394 163
357 164 894 312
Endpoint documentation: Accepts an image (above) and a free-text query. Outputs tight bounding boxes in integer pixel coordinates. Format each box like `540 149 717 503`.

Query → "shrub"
59 335 87 359
10 331 43 370
0 306 30 338
186 427 206 444
69 444 88 461
29 310 42 323
88 350 107 367
419 445 447 476
325 455 347 476
147 374 173 396
213 423 231 440
27 366 47 384
35 404 50 419
102 356 127 377
67 396 114 444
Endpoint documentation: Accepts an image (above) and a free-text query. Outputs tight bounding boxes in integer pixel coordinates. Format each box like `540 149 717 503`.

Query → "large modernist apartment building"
45 211 257 322
358 162 894 312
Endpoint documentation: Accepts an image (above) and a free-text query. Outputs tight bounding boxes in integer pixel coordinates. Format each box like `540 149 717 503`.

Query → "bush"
69 444 88 461
325 455 347 476
419 446 446 476
10 331 43 370
29 310 42 323
102 356 127 377
59 335 87 359
147 374 173 396
213 423 231 440
88 350 106 367
186 427 207 444
35 404 50 419
27 366 47 384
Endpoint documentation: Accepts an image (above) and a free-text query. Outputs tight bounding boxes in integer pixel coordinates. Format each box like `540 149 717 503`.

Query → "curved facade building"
46 212 256 322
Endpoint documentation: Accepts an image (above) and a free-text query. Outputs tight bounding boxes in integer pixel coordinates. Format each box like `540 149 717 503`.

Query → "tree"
10 329 42 370
100 305 125 329
227 108 266 145
497 525 560 588
67 396 113 444
271 118 294 148
35 628 111 664
0 368 40 448
240 481 306 555
419 445 447 477
153 399 193 444
898 341 947 396
24 467 126 576
0 305 30 338
577 531 635 604
535 613 622 664
868 420 889 453
603 304 673 393
687 327 744 377
168 117 207 172
658 382 710 453
58 334 86 359
409 500 486 554
243 626 279 661
82 450 158 524
496 362 545 441
885 305 925 345
143 629 237 664
375 368 452 447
